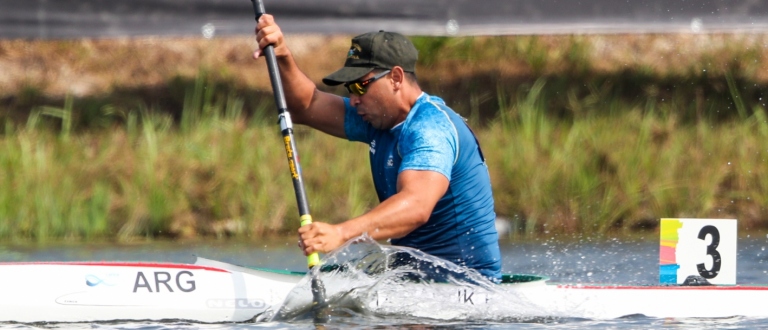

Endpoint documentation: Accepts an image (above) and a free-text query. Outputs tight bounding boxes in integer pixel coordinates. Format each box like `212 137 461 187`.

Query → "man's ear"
391 66 405 89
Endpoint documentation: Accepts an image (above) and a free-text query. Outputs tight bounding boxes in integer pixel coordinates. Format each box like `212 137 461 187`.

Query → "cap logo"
347 43 362 59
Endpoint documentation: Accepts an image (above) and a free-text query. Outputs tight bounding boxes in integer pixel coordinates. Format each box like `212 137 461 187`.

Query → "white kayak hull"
371 281 768 320
0 258 298 323
0 257 766 323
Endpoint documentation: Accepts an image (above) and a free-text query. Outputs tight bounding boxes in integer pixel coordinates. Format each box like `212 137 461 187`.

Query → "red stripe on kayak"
0 261 229 273
557 284 768 290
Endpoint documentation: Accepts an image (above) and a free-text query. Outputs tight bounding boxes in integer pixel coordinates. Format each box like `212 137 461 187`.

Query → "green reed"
0 77 377 241
483 80 768 239
1 34 767 241
3 77 767 241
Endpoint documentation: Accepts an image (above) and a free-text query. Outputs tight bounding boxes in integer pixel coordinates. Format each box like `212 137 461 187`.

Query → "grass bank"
0 33 767 241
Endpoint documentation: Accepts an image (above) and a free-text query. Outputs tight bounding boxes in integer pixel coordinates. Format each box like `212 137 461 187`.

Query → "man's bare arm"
255 14 346 138
298 170 449 254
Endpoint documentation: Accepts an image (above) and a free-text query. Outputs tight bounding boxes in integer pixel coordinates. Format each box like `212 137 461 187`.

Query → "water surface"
2 234 768 329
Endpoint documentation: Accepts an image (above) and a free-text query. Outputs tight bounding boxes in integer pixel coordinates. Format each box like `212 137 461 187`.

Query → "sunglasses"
344 70 391 96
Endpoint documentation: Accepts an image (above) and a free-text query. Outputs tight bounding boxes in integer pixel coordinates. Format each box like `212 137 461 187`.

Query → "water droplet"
201 23 216 39
445 19 460 35
690 18 703 32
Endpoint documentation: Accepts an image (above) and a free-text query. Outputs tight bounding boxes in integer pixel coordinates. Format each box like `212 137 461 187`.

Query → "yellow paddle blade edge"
300 214 321 268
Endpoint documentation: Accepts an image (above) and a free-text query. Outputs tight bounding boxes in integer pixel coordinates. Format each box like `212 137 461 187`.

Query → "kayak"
0 258 297 323
0 256 766 323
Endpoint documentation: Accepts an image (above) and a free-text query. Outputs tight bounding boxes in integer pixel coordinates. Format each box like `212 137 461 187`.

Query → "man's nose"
349 93 362 105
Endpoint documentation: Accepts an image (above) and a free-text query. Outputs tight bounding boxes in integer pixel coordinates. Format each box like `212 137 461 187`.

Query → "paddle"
250 0 329 323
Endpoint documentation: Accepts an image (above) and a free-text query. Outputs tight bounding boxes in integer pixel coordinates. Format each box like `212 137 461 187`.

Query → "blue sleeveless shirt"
343 92 501 280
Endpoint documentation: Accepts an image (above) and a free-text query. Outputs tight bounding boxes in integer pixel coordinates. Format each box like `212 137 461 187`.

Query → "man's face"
347 71 397 130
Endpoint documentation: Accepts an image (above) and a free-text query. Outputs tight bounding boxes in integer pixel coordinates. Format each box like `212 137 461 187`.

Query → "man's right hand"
253 14 288 59
298 222 349 255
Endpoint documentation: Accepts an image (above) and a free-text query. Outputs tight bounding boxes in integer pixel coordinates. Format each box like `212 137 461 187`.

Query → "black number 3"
696 225 721 279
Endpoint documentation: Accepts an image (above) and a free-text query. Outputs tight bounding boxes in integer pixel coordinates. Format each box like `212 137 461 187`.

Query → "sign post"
659 218 737 285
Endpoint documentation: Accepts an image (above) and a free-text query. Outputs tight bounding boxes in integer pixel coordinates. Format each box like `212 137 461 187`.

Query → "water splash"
271 235 565 324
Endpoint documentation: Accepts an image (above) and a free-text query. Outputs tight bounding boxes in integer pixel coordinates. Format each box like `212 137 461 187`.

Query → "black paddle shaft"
251 0 311 221
250 0 329 323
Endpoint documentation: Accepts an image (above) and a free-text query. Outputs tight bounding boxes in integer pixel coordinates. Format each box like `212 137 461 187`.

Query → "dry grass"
1 33 766 100
0 35 349 98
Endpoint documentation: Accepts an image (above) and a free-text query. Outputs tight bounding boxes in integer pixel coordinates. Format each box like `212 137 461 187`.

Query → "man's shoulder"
413 93 450 113
399 94 460 157
408 93 458 128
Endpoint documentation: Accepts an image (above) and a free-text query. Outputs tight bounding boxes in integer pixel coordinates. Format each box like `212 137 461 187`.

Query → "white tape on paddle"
659 218 737 285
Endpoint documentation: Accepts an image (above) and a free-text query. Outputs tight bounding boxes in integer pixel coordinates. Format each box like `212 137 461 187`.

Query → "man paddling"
254 16 502 282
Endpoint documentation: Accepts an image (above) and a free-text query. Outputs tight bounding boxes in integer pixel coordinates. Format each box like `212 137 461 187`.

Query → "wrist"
337 221 356 242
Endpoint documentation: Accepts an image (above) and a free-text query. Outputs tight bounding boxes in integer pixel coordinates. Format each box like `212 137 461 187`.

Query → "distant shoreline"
0 34 766 241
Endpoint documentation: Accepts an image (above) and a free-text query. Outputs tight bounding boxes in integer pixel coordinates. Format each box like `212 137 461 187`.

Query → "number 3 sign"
659 218 737 285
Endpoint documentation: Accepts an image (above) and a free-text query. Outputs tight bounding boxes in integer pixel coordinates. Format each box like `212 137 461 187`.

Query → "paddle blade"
310 275 330 323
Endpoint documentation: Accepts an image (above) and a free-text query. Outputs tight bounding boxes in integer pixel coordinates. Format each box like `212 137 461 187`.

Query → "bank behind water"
0 34 767 241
